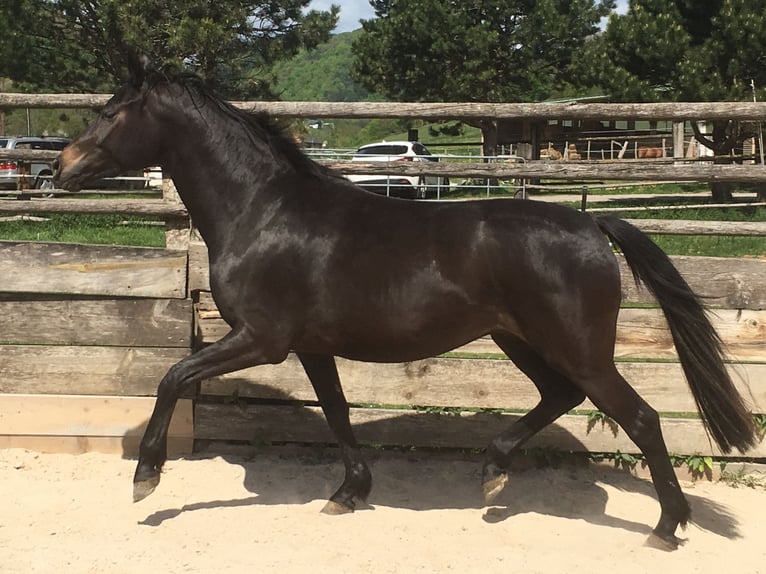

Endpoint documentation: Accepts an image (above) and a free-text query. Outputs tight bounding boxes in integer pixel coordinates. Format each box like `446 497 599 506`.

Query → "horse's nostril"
51 158 60 175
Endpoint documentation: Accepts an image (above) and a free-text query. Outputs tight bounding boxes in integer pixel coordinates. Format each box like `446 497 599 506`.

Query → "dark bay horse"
53 56 756 549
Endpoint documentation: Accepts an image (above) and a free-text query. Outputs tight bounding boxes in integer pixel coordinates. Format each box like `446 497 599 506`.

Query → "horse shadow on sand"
131 381 743 543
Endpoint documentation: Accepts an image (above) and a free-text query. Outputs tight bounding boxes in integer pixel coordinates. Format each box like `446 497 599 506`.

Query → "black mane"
143 67 329 178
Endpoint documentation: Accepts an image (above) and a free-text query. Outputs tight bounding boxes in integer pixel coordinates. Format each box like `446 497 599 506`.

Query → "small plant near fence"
754 414 766 441
586 410 620 437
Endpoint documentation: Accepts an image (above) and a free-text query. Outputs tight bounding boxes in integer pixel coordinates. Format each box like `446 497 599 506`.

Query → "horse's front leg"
296 352 372 513
133 327 287 502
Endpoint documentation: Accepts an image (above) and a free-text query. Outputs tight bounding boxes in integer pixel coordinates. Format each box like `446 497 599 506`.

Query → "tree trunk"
691 120 739 203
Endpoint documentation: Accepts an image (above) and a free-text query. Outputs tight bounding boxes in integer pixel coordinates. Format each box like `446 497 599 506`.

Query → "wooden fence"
0 94 765 461
0 241 194 454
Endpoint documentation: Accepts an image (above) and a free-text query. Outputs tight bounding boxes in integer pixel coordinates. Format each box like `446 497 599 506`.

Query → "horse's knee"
156 361 194 398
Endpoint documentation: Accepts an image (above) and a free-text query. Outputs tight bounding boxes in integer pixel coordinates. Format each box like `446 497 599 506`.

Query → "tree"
578 0 766 200
0 0 105 93
351 0 614 154
275 31 380 102
0 0 339 98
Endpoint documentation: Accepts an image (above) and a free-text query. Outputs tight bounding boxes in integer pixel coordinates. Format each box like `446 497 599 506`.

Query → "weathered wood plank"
188 240 210 293
455 308 766 361
192 253 766 318
199 355 766 413
194 404 766 457
328 160 766 183
0 241 188 298
0 435 192 456
0 345 189 396
195 293 766 361
0 298 192 347
615 308 766 360
617 255 766 309
0 198 188 218
622 219 766 237
0 394 193 444
5 94 766 120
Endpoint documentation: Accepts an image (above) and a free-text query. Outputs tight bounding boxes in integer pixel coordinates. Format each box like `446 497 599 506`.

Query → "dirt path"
2 447 765 573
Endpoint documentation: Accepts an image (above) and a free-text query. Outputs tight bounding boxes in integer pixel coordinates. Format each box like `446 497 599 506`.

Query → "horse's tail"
595 215 756 454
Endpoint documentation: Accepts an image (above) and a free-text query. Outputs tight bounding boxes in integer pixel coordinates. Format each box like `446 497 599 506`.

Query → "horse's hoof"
645 531 685 551
133 475 161 503
321 500 354 515
482 472 509 505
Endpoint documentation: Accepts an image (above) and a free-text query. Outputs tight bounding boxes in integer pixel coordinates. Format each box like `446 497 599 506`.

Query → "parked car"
0 136 70 192
0 136 149 195
347 141 448 199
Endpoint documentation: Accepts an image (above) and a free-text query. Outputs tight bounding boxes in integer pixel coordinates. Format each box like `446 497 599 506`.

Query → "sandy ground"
2 446 765 574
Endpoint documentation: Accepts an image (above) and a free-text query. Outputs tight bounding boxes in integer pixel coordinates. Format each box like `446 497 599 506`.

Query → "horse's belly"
298 305 511 363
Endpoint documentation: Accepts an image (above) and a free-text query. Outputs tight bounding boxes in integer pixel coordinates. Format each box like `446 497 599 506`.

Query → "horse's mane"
143 68 334 179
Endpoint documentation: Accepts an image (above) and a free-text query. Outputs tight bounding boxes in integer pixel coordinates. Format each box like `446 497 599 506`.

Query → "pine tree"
579 0 766 200
351 0 613 154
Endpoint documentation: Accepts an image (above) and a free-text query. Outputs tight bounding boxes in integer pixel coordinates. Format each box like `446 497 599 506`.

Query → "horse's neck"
163 113 273 250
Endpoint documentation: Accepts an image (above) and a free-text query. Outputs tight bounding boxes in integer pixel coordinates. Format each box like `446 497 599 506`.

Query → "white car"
347 141 448 199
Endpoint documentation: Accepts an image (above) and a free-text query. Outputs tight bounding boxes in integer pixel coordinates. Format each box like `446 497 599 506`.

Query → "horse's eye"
102 108 118 120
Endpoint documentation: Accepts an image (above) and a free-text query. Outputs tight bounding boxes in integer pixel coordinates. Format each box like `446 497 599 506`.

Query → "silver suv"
0 136 70 191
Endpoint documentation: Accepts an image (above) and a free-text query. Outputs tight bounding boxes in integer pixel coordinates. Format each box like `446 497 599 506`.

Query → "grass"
635 206 766 258
595 187 766 257
0 213 165 247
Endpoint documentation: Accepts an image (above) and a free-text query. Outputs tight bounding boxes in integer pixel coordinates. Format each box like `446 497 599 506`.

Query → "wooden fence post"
163 177 190 251
673 121 685 159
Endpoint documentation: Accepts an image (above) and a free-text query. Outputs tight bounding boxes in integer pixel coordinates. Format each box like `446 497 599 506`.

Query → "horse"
52 54 756 550
638 146 664 159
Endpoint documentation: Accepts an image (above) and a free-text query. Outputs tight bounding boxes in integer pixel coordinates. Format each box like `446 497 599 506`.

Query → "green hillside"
275 31 380 102
274 32 482 151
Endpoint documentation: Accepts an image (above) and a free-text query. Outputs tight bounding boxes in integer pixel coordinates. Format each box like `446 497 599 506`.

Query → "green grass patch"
0 213 165 247
614 205 766 257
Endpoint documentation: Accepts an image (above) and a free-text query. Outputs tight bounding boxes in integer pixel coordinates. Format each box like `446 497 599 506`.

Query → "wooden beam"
0 394 194 455
4 94 766 121
0 435 192 456
326 160 766 183
621 219 766 236
0 345 189 396
0 198 188 218
195 297 766 362
194 404 766 457
617 255 766 309
198 354 766 413
0 298 192 347
0 241 188 298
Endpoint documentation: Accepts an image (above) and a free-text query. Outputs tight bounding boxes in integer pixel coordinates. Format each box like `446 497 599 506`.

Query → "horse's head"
54 53 164 191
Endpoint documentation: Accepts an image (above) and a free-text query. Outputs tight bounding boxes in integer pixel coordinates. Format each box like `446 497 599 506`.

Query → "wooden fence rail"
0 95 764 464
3 94 766 120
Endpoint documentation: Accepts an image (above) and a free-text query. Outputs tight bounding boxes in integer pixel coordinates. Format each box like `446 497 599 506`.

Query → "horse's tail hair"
595 215 756 454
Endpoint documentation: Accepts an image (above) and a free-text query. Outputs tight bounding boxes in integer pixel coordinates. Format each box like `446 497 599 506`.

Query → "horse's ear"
127 51 151 87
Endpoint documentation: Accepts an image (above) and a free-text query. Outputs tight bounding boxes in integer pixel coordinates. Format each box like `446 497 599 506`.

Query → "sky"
309 1 630 34
308 0 375 33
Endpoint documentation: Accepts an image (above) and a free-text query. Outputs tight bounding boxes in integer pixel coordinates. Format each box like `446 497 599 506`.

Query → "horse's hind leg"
482 333 586 502
578 366 690 549
297 352 372 514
